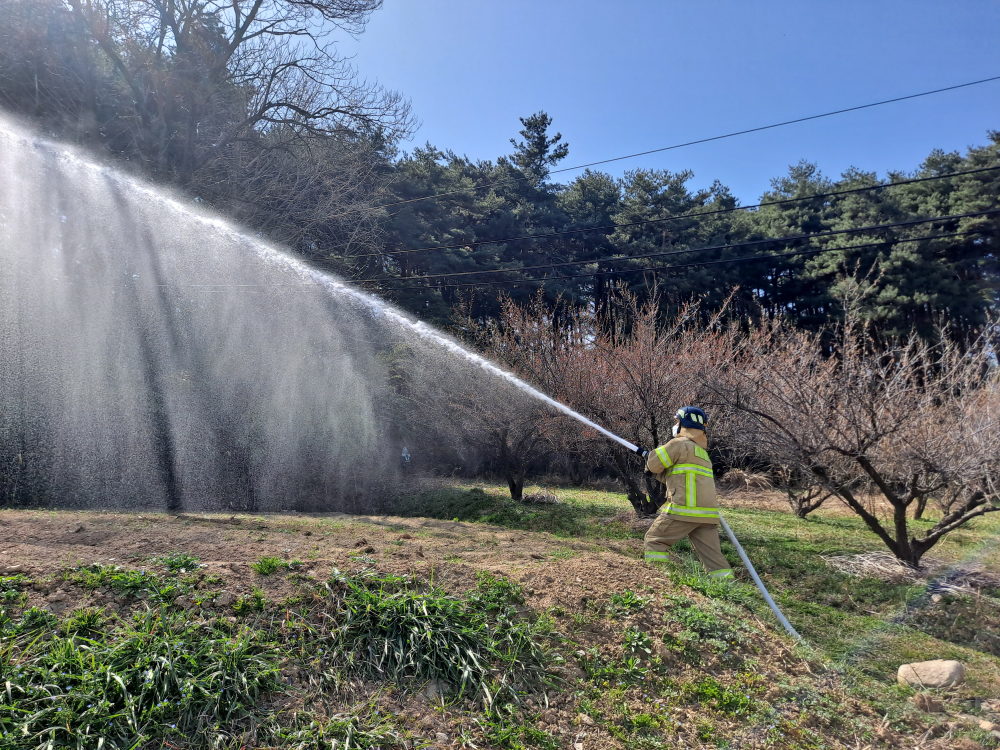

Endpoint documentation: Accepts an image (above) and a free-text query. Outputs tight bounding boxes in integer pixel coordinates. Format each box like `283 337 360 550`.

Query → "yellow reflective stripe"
694 446 711 462
663 504 720 518
667 464 714 477
654 446 672 469
644 551 670 561
709 568 734 578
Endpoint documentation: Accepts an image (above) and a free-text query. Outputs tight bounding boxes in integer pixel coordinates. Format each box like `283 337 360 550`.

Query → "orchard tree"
710 303 1000 567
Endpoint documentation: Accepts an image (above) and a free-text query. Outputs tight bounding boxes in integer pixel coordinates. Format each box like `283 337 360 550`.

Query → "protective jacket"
645 427 719 524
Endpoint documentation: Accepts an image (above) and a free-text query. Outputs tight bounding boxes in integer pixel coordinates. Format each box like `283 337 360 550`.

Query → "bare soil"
1 507 995 749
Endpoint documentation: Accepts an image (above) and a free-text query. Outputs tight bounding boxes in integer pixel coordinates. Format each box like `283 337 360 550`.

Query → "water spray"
0 119 798 640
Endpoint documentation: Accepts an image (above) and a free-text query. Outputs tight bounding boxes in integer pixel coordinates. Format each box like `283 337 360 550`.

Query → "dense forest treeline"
1 0 997 337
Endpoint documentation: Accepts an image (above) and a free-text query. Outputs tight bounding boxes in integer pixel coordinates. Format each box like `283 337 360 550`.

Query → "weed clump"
68 563 181 603
158 552 200 572
661 595 749 661
234 588 267 615
0 609 279 747
608 589 649 617
251 556 286 576
323 569 549 704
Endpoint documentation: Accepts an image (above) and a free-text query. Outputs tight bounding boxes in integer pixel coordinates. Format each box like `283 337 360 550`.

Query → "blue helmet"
675 406 708 431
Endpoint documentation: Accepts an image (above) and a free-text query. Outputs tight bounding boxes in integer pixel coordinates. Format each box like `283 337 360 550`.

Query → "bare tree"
64 0 413 182
710 311 1000 567
775 466 835 518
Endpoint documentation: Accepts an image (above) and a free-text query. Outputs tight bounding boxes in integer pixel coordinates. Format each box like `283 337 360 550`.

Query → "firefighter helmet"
675 406 708 431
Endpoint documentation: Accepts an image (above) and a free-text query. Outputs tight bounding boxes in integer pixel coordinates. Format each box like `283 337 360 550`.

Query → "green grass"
393 484 635 539
0 609 279 748
157 551 200 572
397 481 1000 700
250 556 286 576
323 568 551 705
66 563 183 603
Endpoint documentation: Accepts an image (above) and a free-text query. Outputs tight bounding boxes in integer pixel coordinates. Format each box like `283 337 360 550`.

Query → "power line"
369 229 987 291
332 165 1000 260
343 208 1000 285
355 75 1000 215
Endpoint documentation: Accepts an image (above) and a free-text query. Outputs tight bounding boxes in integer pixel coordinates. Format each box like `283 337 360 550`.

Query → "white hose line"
719 516 804 643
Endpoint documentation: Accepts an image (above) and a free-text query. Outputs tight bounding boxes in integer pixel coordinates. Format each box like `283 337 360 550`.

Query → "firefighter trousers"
643 515 733 578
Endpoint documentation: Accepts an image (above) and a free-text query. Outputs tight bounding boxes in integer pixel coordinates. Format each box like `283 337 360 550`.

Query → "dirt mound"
0 507 993 749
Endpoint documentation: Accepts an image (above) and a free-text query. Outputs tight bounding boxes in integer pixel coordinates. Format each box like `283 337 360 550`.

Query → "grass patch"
608 589 649 617
393 485 634 539
250 556 286 576
233 588 267 615
0 609 279 748
323 569 550 704
158 551 200 572
66 564 182 603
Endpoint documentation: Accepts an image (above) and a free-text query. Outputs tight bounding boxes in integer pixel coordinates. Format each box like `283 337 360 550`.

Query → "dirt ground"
1 508 666 618
1 505 997 750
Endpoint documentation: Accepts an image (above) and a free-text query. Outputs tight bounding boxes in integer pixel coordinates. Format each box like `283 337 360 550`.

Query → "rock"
422 678 450 701
931 593 942 603
435 733 449 743
980 720 998 732
897 659 966 688
912 694 945 713
0 564 24 575
215 591 236 607
578 713 595 726
45 591 68 603
173 595 192 610
541 709 558 724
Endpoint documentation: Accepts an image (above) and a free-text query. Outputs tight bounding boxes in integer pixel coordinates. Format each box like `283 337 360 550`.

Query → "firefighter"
643 406 733 579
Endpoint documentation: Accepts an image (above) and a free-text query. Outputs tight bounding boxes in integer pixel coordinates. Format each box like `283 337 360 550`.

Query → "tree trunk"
893 502 918 567
506 473 524 501
913 495 928 520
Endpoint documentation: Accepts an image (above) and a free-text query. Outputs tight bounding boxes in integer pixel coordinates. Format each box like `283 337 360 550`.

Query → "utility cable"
367 228 987 291
334 165 1000 260
343 208 1000 284
351 75 1000 215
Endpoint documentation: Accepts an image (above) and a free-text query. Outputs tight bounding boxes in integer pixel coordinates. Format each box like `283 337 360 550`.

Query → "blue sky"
335 0 1000 202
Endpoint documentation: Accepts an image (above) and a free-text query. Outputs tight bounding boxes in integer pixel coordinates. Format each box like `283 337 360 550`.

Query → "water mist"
0 117 632 512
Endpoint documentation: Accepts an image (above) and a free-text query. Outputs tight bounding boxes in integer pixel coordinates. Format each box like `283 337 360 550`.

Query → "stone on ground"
896 659 966 688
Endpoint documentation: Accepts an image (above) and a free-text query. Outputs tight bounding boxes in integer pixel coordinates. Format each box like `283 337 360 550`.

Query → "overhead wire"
331 165 1000 260
342 208 1000 285
342 75 1000 216
366 228 989 291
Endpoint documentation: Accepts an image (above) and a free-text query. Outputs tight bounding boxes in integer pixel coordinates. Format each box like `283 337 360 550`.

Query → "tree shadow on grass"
391 486 635 540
